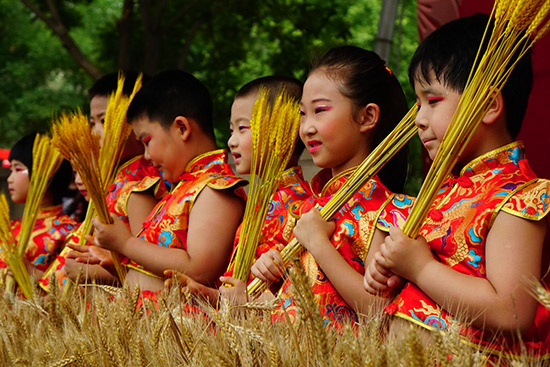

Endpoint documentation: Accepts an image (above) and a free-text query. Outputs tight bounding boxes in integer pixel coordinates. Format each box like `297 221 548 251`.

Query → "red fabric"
273 168 413 326
224 167 312 282
389 142 550 357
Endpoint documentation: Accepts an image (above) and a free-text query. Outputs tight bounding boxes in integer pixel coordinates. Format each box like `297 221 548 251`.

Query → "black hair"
409 13 533 138
9 133 72 205
126 70 215 139
235 75 305 161
88 70 150 100
311 46 409 193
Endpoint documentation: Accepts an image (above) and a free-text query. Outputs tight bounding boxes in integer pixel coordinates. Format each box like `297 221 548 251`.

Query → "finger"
387 274 405 288
67 243 89 252
84 235 99 247
368 264 389 285
164 269 174 278
164 278 172 289
374 251 391 271
363 273 387 295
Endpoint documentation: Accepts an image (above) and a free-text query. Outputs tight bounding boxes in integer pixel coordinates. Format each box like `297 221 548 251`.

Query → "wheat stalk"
247 105 418 298
402 0 550 239
51 74 142 282
227 88 301 283
5 134 63 299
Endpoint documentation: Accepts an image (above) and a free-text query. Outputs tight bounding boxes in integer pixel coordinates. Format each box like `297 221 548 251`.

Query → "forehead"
90 95 109 115
10 159 27 168
131 116 164 136
302 71 343 101
231 95 257 119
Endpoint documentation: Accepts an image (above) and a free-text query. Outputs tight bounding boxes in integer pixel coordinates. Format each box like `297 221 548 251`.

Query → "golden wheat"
229 88 301 283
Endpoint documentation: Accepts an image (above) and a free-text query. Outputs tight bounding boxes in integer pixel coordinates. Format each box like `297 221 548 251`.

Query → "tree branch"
19 0 103 80
117 0 135 70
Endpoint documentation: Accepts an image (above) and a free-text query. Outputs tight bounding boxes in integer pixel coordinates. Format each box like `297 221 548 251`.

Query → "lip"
231 152 241 164
421 137 436 145
307 140 322 154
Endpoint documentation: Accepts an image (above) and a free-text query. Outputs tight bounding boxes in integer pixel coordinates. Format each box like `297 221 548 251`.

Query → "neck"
40 192 55 208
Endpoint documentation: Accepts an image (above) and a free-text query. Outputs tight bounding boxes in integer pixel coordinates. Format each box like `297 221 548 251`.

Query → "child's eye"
299 109 305 116
238 125 250 131
142 136 151 146
315 106 330 114
427 96 444 105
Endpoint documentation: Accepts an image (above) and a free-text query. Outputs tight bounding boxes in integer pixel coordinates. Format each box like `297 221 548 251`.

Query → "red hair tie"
385 66 393 75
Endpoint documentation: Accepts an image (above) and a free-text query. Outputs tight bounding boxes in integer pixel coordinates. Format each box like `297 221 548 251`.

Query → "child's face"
7 160 29 204
414 72 462 160
73 170 89 201
228 94 255 174
300 71 370 175
89 95 108 140
132 117 189 183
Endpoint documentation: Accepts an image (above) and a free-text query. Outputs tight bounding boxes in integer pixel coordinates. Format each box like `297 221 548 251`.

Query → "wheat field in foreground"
0 265 548 367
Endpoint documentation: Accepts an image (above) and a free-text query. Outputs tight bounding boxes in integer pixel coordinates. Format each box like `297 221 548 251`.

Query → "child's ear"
482 92 504 125
173 116 192 142
358 103 380 133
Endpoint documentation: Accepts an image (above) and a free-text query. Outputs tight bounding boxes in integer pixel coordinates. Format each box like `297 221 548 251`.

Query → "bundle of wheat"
228 88 301 283
5 134 63 299
51 74 142 282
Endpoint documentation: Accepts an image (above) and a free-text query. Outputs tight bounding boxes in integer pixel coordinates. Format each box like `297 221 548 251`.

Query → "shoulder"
501 178 550 221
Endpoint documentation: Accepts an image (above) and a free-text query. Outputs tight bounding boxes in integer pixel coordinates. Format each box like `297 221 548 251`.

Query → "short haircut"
311 46 409 193
88 70 149 99
9 133 72 205
235 75 305 159
409 13 533 138
126 70 215 139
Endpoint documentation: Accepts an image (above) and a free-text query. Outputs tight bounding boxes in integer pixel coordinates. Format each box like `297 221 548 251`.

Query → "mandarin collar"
459 141 524 177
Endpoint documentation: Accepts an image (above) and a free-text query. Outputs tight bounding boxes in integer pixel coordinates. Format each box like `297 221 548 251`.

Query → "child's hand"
251 248 285 284
67 243 114 266
219 276 248 305
376 227 434 282
293 210 336 257
363 251 405 295
164 270 220 303
87 214 132 254
64 257 84 281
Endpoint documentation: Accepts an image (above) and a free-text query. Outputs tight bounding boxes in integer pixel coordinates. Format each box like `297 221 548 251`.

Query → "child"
250 46 413 325
91 70 246 293
364 14 550 357
42 71 168 290
2 133 76 279
166 75 312 304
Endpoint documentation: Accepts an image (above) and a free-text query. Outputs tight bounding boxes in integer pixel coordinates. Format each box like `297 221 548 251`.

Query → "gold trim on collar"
459 141 523 176
183 149 226 172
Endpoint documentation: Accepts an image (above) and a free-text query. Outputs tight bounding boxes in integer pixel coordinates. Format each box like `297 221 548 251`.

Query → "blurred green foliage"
1 0 422 194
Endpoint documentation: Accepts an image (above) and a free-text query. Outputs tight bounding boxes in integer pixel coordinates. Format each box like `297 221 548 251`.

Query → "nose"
227 132 237 149
300 115 316 138
144 147 151 161
414 108 428 130
7 170 13 184
74 172 82 186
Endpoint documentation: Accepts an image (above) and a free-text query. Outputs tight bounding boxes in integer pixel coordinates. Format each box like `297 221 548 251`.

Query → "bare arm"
377 212 546 333
293 210 392 315
93 187 244 287
126 190 159 235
